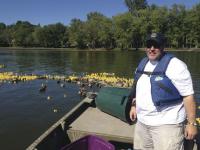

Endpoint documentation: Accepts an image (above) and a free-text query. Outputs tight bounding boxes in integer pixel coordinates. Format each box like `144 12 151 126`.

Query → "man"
129 33 197 150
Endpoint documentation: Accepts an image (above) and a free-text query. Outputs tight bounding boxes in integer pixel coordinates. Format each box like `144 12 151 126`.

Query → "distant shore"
0 47 200 52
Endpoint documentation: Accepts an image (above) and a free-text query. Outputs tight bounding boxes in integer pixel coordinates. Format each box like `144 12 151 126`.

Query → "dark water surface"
0 49 200 150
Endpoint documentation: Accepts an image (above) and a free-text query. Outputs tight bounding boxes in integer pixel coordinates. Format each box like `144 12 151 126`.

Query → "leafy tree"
52 23 67 48
135 9 152 47
11 21 35 47
62 26 70 48
0 31 10 47
0 23 6 31
0 23 10 46
98 18 115 49
113 12 134 50
166 4 186 48
149 6 168 33
85 12 102 49
31 25 42 47
124 0 148 16
193 4 200 48
34 23 66 48
185 4 200 48
85 12 114 49
68 19 87 48
1 2 200 49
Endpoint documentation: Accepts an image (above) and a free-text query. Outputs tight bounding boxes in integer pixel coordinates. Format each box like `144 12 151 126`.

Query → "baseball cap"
146 33 166 47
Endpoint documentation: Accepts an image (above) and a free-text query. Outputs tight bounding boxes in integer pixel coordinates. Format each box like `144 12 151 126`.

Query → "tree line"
0 0 200 50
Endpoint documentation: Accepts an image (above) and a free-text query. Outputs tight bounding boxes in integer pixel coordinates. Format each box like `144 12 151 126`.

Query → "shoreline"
0 47 200 52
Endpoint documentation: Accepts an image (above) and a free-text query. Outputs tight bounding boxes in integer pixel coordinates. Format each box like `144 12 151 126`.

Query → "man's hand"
184 124 198 140
183 94 198 140
129 106 137 121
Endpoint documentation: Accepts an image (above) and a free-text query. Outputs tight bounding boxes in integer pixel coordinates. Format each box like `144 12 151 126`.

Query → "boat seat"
67 107 134 144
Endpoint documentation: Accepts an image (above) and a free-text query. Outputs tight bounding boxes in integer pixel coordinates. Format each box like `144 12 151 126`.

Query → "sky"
0 0 199 26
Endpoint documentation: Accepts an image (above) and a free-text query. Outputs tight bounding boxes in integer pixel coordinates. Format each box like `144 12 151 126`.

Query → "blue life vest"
134 53 182 107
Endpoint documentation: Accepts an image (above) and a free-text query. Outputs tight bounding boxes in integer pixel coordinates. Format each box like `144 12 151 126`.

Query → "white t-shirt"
136 57 194 126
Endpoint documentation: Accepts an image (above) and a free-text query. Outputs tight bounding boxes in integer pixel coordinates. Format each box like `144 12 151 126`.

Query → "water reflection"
1 49 200 102
0 50 199 101
0 80 81 150
0 50 146 77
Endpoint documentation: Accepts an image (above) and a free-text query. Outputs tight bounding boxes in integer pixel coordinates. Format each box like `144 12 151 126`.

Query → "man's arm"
183 94 198 140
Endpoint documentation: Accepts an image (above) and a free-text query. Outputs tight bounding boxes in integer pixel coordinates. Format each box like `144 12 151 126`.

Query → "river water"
0 49 200 150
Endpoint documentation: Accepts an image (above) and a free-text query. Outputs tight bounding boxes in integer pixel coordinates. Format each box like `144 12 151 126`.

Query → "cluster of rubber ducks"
0 64 6 68
0 71 133 113
83 73 133 87
196 106 200 126
1 70 200 122
196 118 200 126
0 72 133 88
0 72 37 83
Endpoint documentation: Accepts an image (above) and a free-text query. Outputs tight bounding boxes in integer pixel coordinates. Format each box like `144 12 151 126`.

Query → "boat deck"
67 106 134 144
26 97 198 150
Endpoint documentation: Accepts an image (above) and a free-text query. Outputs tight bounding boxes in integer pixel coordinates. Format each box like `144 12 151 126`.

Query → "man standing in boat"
129 33 197 150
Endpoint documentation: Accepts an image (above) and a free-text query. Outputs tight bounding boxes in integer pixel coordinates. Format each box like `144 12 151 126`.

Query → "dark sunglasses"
146 41 160 49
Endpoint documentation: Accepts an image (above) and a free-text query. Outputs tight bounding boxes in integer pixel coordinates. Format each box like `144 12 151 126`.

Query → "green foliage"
113 13 134 50
11 21 35 47
185 4 200 48
124 0 148 16
68 19 87 48
0 23 10 46
85 12 114 49
0 23 6 31
34 23 66 48
1 2 200 49
0 30 10 46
